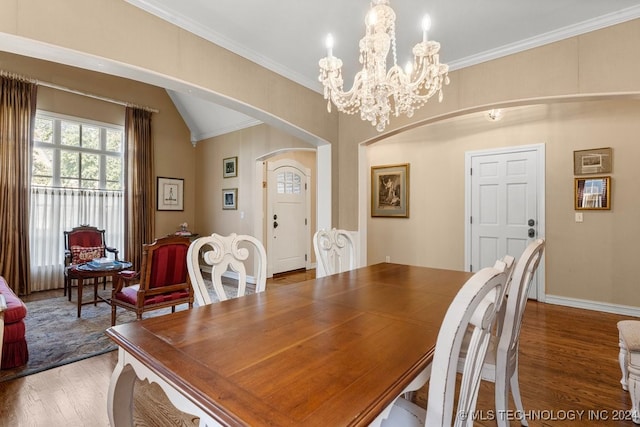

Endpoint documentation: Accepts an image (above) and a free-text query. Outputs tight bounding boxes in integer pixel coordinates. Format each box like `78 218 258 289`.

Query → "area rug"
0 279 251 383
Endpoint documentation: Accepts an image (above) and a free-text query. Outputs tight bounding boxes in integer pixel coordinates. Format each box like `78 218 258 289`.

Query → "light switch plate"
575 212 583 222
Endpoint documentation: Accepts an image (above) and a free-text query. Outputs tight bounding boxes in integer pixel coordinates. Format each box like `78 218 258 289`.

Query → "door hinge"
262 181 267 188
305 218 307 225
305 183 307 190
470 167 473 176
305 254 307 261
470 216 473 224
470 264 473 271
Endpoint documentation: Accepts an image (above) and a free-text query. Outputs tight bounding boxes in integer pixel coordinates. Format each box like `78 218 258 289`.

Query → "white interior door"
467 145 544 299
267 161 310 275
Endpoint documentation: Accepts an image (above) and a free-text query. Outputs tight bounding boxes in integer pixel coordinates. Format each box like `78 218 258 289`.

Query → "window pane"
60 150 79 183
32 147 53 178
106 157 122 188
81 153 99 179
82 125 100 149
34 118 53 143
106 129 122 152
61 121 80 146
106 181 121 190
32 176 52 186
60 178 79 188
81 180 99 189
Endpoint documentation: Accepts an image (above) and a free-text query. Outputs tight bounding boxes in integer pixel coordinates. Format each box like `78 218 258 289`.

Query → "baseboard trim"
545 294 640 317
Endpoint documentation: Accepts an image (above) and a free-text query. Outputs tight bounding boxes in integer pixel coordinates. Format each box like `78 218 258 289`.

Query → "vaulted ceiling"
127 0 640 141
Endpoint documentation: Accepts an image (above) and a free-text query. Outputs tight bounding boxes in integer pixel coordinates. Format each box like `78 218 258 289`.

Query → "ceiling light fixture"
318 0 449 132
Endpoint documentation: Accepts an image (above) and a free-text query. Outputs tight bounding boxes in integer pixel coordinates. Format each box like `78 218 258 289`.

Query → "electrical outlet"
385 256 390 263
575 212 583 223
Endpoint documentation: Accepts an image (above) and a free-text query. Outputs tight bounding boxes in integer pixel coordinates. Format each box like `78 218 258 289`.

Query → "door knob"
273 221 278 228
528 228 535 238
528 219 535 226
273 214 277 220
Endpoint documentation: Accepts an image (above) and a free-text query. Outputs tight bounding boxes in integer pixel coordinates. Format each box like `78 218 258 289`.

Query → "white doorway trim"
464 143 546 301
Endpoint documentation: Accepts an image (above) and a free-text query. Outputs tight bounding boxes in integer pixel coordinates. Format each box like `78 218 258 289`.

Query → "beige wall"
0 51 194 245
368 99 640 306
3 2 640 308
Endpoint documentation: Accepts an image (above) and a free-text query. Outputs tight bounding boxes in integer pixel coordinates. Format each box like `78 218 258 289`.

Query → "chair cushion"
70 245 105 265
619 320 640 352
114 285 190 306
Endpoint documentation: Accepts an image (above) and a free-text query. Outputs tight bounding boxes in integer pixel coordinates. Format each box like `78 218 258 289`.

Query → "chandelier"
318 0 449 132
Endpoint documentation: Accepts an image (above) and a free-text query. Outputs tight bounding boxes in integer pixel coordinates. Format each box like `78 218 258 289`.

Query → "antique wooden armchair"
110 236 193 326
64 225 119 299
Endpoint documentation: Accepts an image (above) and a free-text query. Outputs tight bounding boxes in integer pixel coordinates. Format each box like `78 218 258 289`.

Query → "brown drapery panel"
0 76 37 295
124 107 154 270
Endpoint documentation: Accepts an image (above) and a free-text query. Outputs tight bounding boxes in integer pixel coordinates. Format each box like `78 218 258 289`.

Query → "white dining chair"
379 266 507 427
313 228 357 277
460 238 545 427
186 233 267 305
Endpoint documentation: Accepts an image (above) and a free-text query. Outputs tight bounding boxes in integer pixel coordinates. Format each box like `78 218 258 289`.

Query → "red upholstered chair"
64 225 119 299
110 236 194 326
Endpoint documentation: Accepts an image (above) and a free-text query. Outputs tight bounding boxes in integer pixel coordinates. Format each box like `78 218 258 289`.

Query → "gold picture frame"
573 147 612 175
371 163 409 218
575 176 611 210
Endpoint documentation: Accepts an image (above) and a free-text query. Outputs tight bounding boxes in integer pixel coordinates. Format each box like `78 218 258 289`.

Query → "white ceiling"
127 0 640 141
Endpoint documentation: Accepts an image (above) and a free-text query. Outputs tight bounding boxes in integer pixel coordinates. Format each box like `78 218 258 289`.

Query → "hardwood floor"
1 269 636 426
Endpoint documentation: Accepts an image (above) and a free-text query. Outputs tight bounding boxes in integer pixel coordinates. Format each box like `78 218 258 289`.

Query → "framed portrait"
157 177 184 211
573 148 612 175
223 156 238 178
371 163 409 218
575 176 611 210
222 188 237 210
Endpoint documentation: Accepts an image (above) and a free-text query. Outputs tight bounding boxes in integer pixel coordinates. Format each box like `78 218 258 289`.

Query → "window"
32 113 123 190
29 112 125 292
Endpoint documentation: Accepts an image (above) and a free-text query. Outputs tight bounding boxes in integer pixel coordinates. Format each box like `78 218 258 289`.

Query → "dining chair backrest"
187 233 267 305
497 238 545 358
492 254 516 336
425 267 506 426
313 228 357 277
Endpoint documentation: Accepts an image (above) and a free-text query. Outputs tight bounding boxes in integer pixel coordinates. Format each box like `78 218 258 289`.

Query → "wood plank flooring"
0 269 636 426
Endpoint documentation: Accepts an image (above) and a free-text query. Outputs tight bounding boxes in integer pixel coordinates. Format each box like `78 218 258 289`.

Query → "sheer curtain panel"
29 188 124 291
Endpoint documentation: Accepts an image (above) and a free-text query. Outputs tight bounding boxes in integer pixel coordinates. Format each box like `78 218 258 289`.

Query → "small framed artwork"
575 176 611 210
371 163 409 218
222 188 237 210
573 148 612 175
223 156 238 178
157 177 184 211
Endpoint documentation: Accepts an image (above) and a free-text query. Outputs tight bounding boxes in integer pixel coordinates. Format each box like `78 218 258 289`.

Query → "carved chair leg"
628 363 640 424
620 336 630 391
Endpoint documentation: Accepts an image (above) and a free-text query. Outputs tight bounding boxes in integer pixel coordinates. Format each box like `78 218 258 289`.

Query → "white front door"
267 161 310 275
466 144 545 299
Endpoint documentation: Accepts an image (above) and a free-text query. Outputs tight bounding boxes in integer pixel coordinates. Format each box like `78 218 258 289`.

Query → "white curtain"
29 187 124 291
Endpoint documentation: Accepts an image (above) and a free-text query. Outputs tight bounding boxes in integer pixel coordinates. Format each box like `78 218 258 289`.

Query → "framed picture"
371 163 409 218
157 177 184 211
223 156 238 178
575 176 611 210
573 148 612 175
222 188 237 210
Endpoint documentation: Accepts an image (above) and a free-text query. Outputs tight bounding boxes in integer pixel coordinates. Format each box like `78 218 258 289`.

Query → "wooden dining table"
106 262 473 426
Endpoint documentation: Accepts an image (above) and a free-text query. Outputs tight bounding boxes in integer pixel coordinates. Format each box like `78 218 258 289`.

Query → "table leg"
108 349 136 427
77 277 83 318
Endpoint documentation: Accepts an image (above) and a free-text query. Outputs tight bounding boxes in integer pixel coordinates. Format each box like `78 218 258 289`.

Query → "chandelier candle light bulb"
319 0 449 132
